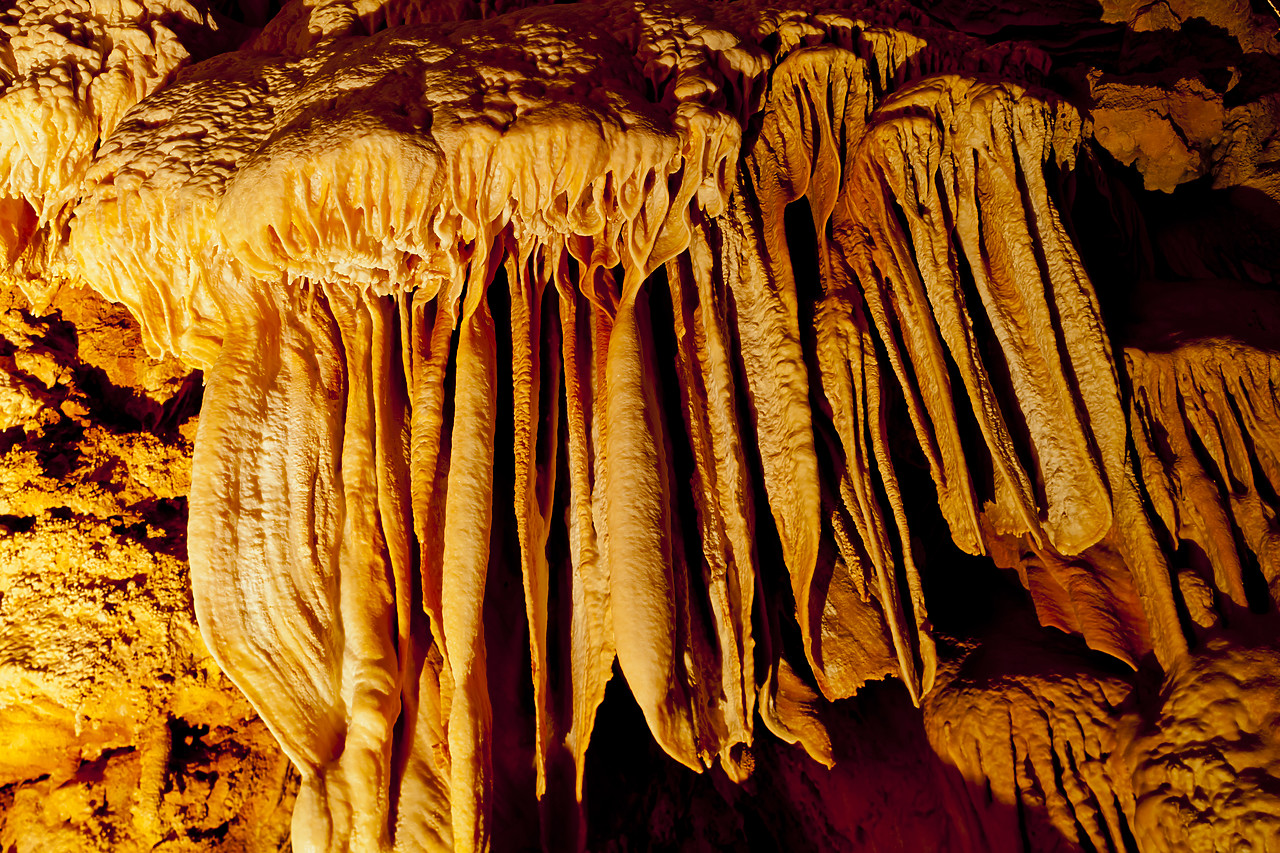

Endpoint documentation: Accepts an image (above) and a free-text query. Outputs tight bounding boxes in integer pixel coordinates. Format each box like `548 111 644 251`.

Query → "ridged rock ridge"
2 0 1280 849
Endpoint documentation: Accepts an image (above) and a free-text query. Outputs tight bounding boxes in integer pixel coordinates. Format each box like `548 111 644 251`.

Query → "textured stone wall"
0 282 294 850
1 0 1279 850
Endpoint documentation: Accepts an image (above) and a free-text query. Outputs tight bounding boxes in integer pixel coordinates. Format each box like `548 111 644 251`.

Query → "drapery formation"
5 0 1280 849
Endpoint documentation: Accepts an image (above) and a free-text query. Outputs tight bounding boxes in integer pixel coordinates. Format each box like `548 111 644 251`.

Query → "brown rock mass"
2 0 1280 849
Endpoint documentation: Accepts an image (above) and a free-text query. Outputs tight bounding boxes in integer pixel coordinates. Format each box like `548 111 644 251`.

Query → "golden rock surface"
2 0 1280 849
0 282 293 849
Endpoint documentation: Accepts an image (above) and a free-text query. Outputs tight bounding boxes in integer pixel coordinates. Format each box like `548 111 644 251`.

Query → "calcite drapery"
70 7 762 847
5 0 1280 848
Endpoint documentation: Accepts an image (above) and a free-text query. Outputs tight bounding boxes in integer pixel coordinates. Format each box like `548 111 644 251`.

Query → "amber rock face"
2 0 1280 849
0 283 294 849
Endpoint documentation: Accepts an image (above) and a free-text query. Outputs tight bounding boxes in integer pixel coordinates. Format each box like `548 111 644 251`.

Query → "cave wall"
1 0 1280 850
0 281 294 849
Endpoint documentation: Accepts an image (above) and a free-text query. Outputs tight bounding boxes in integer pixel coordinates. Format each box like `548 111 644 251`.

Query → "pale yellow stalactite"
410 277 463 687
440 254 498 853
812 294 911 696
720 182 823 683
328 285 402 851
507 239 559 800
925 642 1134 853
393 635 454 851
555 268 614 803
604 273 701 770
1126 300 1280 621
665 214 757 773
186 283 347 848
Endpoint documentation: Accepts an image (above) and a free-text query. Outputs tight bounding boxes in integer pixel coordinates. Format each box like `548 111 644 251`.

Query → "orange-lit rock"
0 281 293 850
2 0 1280 849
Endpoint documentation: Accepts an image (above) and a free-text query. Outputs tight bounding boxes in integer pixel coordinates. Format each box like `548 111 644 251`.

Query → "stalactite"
1127 335 1280 617
925 635 1135 852
7 0 1280 848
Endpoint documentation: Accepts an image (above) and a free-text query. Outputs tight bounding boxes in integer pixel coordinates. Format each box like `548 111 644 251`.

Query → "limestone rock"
3 0 1280 849
0 280 292 850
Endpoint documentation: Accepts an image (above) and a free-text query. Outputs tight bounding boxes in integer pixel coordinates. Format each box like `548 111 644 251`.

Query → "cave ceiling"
1 0 1280 849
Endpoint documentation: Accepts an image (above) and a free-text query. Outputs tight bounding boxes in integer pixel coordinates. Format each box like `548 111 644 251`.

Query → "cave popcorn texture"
4 0 1280 849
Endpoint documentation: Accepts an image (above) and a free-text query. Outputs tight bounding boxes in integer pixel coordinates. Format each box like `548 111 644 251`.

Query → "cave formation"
2 0 1280 849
